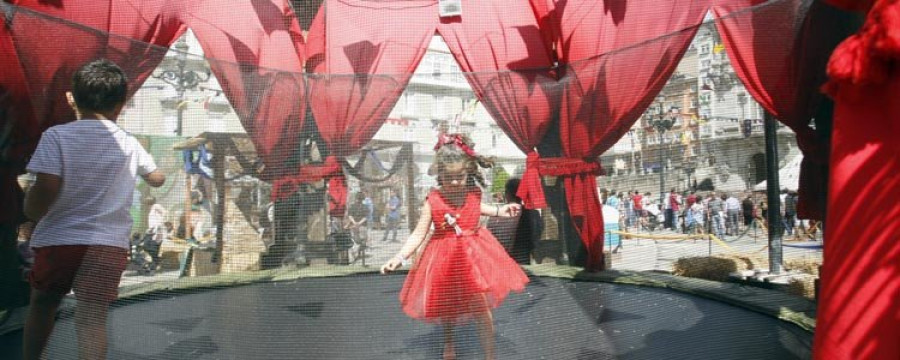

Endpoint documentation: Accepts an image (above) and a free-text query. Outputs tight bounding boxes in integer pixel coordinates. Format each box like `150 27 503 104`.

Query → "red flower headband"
434 133 478 158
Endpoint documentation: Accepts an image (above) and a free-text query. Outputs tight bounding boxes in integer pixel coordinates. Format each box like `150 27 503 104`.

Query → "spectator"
725 193 742 236
666 188 681 230
381 188 401 242
362 191 374 227
784 191 798 236
709 193 726 238
742 195 755 227
504 178 543 264
346 192 370 262
142 196 168 273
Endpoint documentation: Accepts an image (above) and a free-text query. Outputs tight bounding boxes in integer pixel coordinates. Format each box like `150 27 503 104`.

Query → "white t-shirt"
27 120 157 249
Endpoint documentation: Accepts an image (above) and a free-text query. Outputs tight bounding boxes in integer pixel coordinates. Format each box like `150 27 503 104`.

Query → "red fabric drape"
0 0 185 224
182 0 306 186
7 0 185 130
713 0 849 220
436 0 558 209
0 7 34 225
305 0 436 212
533 0 710 271
826 0 878 11
815 1 900 358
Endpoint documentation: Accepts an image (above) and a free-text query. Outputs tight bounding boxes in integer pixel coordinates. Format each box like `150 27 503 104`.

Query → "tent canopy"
754 153 802 192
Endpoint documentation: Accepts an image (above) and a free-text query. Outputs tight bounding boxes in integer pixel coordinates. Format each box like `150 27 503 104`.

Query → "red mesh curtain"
7 0 184 129
815 1 900 359
182 0 307 188
0 7 34 225
437 0 558 209
532 0 711 271
306 0 436 214
0 0 184 224
712 0 848 220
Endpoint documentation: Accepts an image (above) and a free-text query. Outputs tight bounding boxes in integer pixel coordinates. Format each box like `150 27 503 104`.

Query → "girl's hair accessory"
434 133 477 158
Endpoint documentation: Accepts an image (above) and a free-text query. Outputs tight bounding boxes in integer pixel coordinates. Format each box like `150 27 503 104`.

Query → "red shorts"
29 245 128 303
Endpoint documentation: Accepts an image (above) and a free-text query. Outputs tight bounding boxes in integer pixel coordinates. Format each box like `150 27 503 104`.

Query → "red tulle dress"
399 188 529 323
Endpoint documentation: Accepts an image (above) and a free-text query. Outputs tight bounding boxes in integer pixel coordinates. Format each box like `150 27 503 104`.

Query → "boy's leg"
24 246 87 360
75 298 110 360
23 288 65 360
72 246 128 360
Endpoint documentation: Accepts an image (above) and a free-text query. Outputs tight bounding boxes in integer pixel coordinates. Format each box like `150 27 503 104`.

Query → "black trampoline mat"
3 275 812 359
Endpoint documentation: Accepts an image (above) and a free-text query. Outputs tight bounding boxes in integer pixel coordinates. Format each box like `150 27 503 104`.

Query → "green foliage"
491 167 510 196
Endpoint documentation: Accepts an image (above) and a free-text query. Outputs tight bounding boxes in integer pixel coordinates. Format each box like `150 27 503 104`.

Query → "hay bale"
672 256 739 282
784 258 821 276
720 254 767 271
785 275 817 299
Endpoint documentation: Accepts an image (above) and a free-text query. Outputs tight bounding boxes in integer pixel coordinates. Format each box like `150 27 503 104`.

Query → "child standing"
22 59 166 360
381 134 528 360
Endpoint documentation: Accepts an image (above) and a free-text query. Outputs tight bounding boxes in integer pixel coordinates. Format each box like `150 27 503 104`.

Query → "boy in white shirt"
22 59 165 360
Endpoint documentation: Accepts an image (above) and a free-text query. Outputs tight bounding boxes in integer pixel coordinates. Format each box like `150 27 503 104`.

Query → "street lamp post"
153 37 210 136
650 113 676 206
152 36 210 243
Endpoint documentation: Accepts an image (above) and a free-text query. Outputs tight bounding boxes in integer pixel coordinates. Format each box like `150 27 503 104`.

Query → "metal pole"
764 111 783 274
176 88 184 136
659 131 665 206
175 47 186 136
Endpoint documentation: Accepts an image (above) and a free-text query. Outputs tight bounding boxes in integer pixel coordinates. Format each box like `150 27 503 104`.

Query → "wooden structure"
172 132 267 274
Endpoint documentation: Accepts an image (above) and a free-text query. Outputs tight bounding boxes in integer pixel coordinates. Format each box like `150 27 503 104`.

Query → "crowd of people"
600 187 815 240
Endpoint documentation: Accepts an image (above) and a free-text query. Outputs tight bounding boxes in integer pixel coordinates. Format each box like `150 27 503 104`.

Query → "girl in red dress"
381 134 529 360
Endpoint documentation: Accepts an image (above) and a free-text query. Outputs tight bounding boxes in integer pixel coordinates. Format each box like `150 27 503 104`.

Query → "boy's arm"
134 138 165 187
24 173 62 221
142 169 166 188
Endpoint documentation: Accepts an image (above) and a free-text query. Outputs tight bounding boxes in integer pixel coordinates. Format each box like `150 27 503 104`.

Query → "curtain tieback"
538 157 604 177
271 156 343 201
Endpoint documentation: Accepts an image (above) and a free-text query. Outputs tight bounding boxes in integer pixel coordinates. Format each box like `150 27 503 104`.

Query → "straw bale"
784 258 821 276
785 276 817 299
672 256 739 282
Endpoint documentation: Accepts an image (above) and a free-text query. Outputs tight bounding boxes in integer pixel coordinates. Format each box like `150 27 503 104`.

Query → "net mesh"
1 0 839 359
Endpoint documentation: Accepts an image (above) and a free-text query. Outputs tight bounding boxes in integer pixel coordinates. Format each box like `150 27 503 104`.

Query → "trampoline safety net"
0 0 846 359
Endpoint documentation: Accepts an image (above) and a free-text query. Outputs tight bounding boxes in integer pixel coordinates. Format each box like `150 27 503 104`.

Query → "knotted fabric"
271 155 342 202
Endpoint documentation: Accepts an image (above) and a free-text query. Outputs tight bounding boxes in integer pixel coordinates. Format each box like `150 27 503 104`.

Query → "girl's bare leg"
443 323 456 360
475 297 496 360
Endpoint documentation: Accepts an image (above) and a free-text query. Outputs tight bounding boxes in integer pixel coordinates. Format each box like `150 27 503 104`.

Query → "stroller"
642 203 663 231
129 231 162 275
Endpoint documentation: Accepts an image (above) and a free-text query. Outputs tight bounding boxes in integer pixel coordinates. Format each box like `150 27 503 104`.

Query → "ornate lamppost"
153 36 210 244
650 99 676 205
153 37 210 136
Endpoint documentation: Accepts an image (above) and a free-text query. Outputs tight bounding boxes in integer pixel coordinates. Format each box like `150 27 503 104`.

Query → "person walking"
381 188 401 242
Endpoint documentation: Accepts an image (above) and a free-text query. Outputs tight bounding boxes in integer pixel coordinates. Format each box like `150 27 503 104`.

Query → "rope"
608 230 740 255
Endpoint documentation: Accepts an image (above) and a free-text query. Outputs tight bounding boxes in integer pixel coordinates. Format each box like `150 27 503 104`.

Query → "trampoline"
1 268 814 360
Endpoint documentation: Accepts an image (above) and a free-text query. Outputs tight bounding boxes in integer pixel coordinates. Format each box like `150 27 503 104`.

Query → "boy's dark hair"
72 59 128 113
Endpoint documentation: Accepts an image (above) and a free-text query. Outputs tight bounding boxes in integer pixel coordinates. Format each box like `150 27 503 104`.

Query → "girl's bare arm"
381 201 433 273
480 202 522 217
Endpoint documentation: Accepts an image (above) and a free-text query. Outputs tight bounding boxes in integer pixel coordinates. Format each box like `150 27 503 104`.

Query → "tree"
491 166 510 197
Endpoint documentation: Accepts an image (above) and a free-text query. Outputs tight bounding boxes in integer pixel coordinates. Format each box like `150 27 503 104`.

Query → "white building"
119 30 243 137
122 32 524 197
605 15 767 166
374 36 525 184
